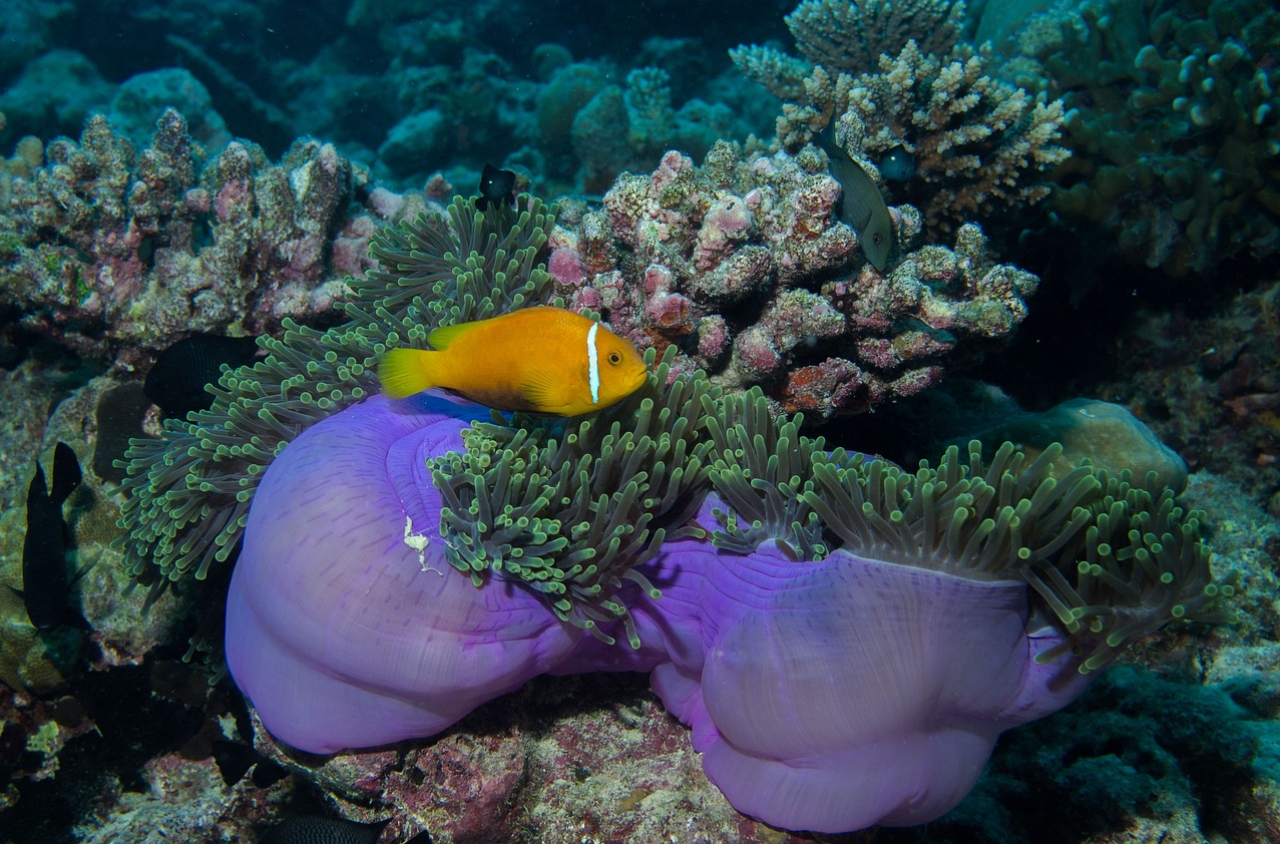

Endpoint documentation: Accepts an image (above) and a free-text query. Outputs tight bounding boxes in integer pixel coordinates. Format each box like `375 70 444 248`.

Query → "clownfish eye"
608 352 621 365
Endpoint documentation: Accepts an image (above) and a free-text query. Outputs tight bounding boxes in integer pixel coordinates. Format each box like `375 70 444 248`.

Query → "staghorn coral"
0 109 376 359
734 1 1070 235
550 145 1037 420
1021 0 1280 275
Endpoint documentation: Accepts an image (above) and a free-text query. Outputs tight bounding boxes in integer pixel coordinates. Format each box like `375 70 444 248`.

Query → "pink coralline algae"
0 108 415 359
549 142 1038 419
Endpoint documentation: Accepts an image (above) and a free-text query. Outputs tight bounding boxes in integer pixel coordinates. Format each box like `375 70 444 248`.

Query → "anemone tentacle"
115 196 559 586
428 347 717 647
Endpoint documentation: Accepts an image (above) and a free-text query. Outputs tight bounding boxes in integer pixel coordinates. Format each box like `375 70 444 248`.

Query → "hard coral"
1025 0 1280 275
735 1 1070 236
557 144 1037 419
0 109 378 358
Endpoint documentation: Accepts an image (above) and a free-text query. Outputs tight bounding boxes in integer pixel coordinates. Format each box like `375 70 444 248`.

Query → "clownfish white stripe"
586 321 601 404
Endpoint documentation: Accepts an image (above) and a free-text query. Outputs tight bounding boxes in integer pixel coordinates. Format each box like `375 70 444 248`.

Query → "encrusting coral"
115 185 1231 832
733 0 1070 235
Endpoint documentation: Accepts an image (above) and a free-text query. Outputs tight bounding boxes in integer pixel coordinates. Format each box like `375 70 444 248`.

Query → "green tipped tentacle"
427 347 717 648
700 393 1231 674
115 195 560 587
703 387 831 561
115 186 1230 671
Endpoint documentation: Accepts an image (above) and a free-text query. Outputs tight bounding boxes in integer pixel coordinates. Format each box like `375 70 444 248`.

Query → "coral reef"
2 1 1277 841
0 109 383 359
731 0 966 97
1088 280 1280 506
927 662 1280 842
733 0 1070 234
1016 0 1280 276
0 368 190 697
108 187 1228 834
252 672 820 844
0 50 113 145
956 396 1190 494
551 146 1038 419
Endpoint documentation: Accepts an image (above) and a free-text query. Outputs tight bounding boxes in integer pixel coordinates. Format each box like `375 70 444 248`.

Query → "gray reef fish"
16 442 87 630
818 127 894 271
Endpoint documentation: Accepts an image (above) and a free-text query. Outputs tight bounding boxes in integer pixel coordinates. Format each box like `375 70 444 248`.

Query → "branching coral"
549 146 1037 420
566 65 740 194
1023 0 1280 275
730 0 966 98
788 0 965 76
733 1 1070 234
115 195 559 587
0 109 374 357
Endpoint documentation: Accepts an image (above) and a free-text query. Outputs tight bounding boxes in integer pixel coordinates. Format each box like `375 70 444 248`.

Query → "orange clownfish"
378 307 648 416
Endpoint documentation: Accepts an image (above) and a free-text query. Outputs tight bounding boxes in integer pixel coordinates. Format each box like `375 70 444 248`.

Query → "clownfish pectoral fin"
522 367 574 415
378 349 435 399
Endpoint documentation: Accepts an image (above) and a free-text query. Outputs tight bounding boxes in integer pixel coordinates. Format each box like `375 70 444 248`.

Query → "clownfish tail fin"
378 349 436 399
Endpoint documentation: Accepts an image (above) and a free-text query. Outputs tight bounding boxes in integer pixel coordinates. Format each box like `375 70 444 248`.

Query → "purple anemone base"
225 394 1095 833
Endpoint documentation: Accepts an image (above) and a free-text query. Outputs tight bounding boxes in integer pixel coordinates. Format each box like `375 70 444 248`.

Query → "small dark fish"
260 816 431 844
211 739 257 786
817 126 894 271
16 442 87 630
476 162 517 210
144 333 261 419
210 738 289 789
879 146 916 181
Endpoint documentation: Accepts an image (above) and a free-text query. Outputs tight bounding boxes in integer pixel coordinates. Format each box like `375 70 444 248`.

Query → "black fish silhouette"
16 442 88 630
476 163 517 210
144 333 261 419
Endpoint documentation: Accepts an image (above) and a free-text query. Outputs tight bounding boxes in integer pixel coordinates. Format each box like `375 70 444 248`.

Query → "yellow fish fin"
427 319 484 350
521 365 578 415
379 348 436 399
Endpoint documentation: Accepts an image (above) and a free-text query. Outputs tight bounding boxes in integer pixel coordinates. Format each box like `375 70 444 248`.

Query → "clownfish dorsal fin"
427 318 485 350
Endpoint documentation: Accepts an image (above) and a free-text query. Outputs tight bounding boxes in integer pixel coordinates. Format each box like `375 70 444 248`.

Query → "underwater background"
1 0 1279 842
